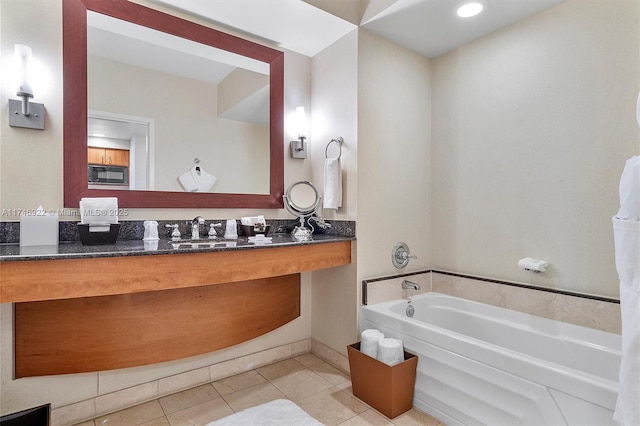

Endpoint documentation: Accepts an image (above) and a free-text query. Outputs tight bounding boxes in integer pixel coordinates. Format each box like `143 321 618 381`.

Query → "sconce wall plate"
290 138 307 159
8 99 45 130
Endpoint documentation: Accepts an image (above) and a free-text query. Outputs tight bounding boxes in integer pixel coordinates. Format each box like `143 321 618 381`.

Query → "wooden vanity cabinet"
5 240 353 377
87 147 130 166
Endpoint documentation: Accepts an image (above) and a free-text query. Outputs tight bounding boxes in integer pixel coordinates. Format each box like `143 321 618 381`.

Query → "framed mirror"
63 0 284 208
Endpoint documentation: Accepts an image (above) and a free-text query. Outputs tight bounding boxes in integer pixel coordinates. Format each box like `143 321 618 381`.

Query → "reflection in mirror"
86 10 270 194
63 0 284 208
88 111 152 190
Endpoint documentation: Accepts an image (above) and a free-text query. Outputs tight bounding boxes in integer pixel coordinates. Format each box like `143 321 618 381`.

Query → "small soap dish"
241 224 270 237
78 223 120 245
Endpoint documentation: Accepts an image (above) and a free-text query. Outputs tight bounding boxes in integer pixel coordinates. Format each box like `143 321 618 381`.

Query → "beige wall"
431 0 639 298
309 30 359 353
357 29 432 279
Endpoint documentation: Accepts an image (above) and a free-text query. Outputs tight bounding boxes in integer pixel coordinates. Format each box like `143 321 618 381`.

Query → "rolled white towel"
377 338 405 366
360 329 384 358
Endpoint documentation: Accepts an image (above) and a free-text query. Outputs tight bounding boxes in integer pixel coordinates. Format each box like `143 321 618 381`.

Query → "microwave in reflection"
88 165 129 185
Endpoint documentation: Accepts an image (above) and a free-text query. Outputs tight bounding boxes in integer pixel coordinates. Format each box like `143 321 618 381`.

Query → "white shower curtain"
612 156 640 426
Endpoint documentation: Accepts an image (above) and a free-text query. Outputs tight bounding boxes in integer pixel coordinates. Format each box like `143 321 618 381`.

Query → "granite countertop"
0 234 355 262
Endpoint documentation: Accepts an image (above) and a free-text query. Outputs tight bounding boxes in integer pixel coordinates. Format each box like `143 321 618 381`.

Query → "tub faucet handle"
392 242 417 268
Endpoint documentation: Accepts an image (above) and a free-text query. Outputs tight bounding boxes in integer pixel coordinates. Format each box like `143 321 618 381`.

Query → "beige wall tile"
213 371 267 395
51 399 95 426
431 272 621 333
364 273 431 305
311 339 350 373
95 382 158 417
366 271 620 333
157 367 211 396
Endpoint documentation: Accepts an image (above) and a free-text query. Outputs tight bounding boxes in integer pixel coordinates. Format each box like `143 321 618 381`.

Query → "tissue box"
20 211 59 246
78 224 120 245
347 342 418 418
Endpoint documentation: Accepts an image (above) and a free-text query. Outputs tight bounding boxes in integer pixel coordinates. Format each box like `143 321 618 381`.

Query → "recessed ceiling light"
457 2 484 18
91 133 105 137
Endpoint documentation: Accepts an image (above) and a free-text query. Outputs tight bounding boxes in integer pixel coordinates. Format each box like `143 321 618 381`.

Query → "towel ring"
325 137 344 160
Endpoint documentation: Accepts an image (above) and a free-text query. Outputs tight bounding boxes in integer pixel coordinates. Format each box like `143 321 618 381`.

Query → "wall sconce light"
8 44 45 130
290 106 308 159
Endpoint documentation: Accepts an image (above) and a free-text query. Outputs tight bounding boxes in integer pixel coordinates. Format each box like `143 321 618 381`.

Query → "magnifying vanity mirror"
284 181 321 216
283 181 330 241
63 0 284 208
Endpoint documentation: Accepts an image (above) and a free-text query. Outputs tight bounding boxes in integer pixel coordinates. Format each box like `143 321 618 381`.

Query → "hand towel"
323 158 342 210
376 338 405 366
360 329 384 358
79 197 118 225
178 165 217 192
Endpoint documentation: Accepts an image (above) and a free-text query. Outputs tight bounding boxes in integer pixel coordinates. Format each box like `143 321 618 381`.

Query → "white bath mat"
206 399 323 426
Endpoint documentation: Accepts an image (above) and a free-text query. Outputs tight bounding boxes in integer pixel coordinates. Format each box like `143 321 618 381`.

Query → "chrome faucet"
191 216 205 239
402 280 420 290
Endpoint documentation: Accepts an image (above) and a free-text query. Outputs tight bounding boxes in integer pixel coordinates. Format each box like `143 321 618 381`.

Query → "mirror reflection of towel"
178 165 217 192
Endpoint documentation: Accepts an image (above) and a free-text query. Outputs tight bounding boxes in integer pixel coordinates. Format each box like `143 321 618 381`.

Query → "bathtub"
360 293 621 425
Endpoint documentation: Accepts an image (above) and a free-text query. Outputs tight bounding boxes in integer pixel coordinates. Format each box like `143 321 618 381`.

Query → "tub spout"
402 280 420 290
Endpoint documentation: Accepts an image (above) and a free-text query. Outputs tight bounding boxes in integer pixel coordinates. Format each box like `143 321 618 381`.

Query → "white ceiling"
361 0 567 58
151 0 567 59
150 0 358 57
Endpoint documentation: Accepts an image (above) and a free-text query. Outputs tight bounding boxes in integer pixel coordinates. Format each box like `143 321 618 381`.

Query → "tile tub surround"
363 270 621 334
0 220 356 244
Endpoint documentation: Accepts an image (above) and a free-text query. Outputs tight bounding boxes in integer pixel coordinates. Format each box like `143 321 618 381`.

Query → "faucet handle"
165 224 181 240
392 242 416 269
208 222 222 237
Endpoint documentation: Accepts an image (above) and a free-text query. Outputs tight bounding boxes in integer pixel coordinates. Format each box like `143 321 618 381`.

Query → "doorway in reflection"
88 111 153 191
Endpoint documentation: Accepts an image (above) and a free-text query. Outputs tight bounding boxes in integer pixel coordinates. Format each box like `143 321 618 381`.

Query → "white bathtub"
360 292 621 425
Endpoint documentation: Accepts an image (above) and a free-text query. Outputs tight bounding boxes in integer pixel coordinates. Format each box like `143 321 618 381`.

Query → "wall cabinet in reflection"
88 147 129 166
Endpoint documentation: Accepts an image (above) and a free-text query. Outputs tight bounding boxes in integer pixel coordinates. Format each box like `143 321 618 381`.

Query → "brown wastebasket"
347 342 418 418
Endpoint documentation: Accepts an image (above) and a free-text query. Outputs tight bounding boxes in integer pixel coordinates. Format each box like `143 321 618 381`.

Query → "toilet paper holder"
518 257 549 273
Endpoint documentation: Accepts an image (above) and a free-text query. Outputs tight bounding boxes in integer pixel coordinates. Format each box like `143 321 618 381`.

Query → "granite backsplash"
0 219 356 244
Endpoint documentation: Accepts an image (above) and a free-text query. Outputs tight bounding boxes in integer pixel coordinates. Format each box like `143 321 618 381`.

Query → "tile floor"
73 353 444 426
